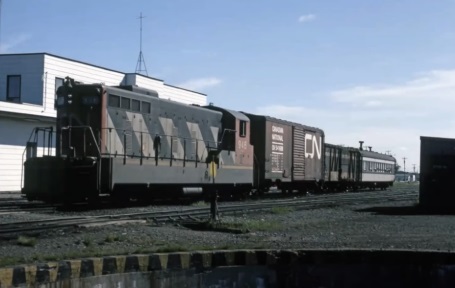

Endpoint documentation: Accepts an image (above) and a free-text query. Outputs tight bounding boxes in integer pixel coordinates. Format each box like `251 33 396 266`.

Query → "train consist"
22 78 396 203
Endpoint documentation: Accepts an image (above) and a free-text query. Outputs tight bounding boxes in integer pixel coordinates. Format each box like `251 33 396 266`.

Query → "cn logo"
305 134 321 159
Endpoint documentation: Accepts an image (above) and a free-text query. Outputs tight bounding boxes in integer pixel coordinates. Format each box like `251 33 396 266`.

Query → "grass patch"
185 219 282 233
82 237 92 247
104 234 122 243
191 201 208 207
270 207 295 215
17 236 37 247
155 244 189 253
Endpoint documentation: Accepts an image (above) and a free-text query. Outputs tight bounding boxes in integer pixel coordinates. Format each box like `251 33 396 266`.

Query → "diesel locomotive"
21 78 396 203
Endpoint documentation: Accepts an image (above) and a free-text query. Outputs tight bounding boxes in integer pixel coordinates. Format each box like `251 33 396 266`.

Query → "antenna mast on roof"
135 12 148 76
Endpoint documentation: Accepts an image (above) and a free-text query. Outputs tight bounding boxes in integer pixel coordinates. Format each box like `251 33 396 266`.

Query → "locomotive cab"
22 78 105 203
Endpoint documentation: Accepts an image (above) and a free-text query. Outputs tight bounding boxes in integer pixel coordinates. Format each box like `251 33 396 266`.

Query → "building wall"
42 54 126 117
0 116 55 191
0 54 46 117
0 53 208 192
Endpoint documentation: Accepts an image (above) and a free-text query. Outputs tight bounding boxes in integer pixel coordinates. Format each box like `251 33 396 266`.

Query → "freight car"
21 78 396 204
242 113 324 194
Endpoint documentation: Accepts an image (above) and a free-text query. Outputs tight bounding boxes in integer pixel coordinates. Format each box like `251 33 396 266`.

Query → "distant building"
395 171 420 182
0 53 207 192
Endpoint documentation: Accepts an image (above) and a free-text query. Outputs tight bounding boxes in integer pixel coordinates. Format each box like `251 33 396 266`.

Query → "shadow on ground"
356 205 455 216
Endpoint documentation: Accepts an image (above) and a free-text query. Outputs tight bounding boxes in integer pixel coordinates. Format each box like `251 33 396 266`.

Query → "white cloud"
254 69 455 170
0 34 31 53
177 77 222 91
298 14 316 23
331 70 455 111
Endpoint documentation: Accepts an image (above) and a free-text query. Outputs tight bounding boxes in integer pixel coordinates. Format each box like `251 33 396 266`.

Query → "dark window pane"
239 120 247 137
141 102 151 113
132 99 140 112
7 75 21 103
55 78 64 94
121 97 130 109
109 95 120 107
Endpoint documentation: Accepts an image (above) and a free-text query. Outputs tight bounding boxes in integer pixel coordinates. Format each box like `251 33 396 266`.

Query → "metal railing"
100 127 220 166
60 126 101 159
21 127 56 189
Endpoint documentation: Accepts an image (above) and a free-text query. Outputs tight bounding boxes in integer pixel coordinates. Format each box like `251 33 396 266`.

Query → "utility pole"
413 164 416 173
385 150 391 155
403 157 407 181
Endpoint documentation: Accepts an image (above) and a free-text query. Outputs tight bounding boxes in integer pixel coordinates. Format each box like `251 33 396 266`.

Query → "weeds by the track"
270 207 295 215
184 219 282 234
16 236 36 247
191 201 208 207
104 234 122 243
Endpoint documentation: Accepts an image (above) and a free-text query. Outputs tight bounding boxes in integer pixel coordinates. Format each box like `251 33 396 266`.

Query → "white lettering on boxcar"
272 134 284 141
272 126 284 133
305 134 322 159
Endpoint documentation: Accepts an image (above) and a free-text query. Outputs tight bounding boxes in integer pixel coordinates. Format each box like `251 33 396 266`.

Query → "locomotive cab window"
142 101 151 114
239 120 247 137
121 97 130 110
108 95 120 107
132 99 140 112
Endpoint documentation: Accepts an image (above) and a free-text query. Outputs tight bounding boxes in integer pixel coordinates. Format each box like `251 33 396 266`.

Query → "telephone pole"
403 157 407 181
413 164 416 173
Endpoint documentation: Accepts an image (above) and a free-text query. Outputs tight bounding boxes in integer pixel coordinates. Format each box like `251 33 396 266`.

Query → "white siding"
0 54 46 117
0 117 55 192
43 54 126 116
126 74 207 106
162 84 207 106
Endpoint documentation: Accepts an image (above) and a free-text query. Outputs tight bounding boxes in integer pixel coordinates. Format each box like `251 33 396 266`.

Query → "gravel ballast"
2 183 450 267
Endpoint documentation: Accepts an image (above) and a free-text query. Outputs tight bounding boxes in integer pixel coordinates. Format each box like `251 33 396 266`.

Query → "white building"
0 53 207 192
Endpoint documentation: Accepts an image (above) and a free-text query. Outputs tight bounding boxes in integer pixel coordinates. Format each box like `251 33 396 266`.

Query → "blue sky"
2 0 455 171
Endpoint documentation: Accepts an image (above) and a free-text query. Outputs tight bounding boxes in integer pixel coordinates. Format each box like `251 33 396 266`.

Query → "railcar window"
132 99 140 112
239 120 247 137
121 97 130 109
142 101 151 113
109 95 120 107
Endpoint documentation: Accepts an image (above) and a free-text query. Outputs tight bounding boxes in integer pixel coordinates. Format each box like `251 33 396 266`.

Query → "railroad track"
0 189 417 236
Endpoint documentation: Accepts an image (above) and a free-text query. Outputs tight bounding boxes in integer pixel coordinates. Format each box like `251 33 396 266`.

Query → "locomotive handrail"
100 127 218 166
61 126 101 158
20 127 55 190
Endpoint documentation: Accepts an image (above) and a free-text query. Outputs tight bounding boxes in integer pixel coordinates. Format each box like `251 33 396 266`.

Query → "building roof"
0 52 206 96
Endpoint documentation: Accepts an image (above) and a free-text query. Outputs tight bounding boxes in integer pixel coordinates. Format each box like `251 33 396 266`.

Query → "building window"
132 99 141 112
121 97 130 110
108 95 120 107
55 77 64 94
6 75 21 103
141 101 151 114
239 120 247 137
